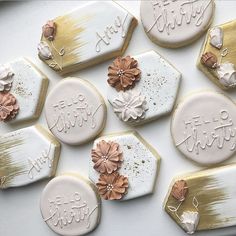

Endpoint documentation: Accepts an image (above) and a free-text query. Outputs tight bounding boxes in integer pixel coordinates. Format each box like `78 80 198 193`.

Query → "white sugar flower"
217 62 236 88
181 211 199 234
210 27 223 49
112 90 148 122
0 64 14 92
38 41 53 60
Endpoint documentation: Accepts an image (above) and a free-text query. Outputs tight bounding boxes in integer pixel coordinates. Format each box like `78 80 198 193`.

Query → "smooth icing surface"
171 91 236 166
45 78 106 145
40 175 100 236
0 125 60 189
140 0 214 48
197 20 236 90
39 1 137 74
9 58 49 124
107 51 181 126
164 163 236 233
89 131 161 200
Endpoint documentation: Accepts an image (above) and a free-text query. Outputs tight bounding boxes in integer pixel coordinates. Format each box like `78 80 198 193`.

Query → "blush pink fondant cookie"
171 91 236 166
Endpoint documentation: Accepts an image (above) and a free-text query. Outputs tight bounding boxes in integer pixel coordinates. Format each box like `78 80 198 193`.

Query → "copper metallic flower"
96 172 128 200
92 140 123 174
171 180 188 202
0 92 19 122
107 56 141 91
201 52 218 69
42 20 57 41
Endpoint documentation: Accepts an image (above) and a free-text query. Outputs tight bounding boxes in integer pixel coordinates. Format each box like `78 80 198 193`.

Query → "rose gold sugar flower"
92 140 123 174
171 180 188 202
107 56 141 91
96 172 128 200
0 92 19 122
42 20 56 41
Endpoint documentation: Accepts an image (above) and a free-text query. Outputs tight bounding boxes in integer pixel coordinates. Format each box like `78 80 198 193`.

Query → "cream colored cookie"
140 0 215 48
171 91 236 166
45 77 107 145
38 1 137 74
0 125 60 189
40 174 101 236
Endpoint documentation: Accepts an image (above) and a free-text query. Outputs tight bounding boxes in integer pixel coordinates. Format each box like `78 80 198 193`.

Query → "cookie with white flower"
197 20 236 90
107 51 181 126
89 131 161 201
0 58 48 124
164 164 236 234
38 2 137 75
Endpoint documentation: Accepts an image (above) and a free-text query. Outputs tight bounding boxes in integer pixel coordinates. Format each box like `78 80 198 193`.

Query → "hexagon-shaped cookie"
197 20 236 90
107 51 181 126
89 131 161 201
38 1 137 74
0 125 61 189
3 57 49 124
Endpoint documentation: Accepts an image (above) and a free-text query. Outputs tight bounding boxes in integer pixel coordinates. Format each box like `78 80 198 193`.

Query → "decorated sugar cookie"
107 51 181 126
164 164 236 234
198 20 236 89
171 91 236 166
140 0 215 48
40 174 101 236
0 58 48 124
38 1 137 74
89 131 161 201
45 78 107 145
0 125 60 189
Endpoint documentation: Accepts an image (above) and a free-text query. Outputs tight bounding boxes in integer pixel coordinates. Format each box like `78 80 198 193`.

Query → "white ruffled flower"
112 90 148 122
181 211 200 235
210 27 223 49
217 62 236 88
38 41 53 60
0 64 14 92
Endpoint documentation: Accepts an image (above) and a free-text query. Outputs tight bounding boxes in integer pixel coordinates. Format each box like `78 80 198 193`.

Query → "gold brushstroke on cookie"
41 14 89 72
197 20 236 89
0 138 27 189
164 165 236 232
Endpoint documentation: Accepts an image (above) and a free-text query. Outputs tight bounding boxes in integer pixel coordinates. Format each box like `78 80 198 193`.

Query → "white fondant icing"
181 211 199 235
112 90 148 122
45 78 106 145
217 62 236 88
210 27 223 49
107 51 181 126
38 41 53 60
140 0 214 47
0 125 60 189
8 58 48 124
0 64 14 92
171 91 236 166
89 131 160 201
40 175 100 236
39 1 136 73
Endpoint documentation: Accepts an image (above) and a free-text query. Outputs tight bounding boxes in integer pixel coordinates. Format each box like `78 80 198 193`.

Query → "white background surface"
0 1 236 236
